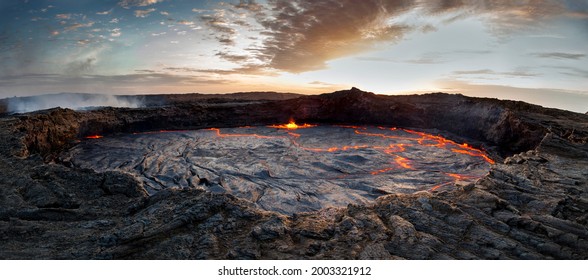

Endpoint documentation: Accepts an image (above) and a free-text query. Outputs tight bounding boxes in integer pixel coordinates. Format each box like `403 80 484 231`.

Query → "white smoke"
6 93 144 113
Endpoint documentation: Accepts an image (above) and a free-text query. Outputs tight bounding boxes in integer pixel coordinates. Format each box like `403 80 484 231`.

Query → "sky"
1 0 588 112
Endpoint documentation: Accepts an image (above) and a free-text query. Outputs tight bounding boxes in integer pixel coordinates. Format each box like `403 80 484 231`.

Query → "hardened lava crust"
1 88 587 259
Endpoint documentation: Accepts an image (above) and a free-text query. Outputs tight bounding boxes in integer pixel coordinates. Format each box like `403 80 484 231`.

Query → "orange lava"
269 119 316 130
394 155 413 169
385 143 408 153
206 124 493 181
445 172 478 180
430 182 453 191
302 145 369 153
371 167 395 175
451 148 495 164
336 125 366 129
401 129 495 164
85 135 103 139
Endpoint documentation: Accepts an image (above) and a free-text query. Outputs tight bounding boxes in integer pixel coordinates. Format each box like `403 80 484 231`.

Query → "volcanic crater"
63 123 493 214
1 88 587 259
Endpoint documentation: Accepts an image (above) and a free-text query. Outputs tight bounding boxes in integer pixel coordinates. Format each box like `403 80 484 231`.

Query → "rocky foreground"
1 88 587 259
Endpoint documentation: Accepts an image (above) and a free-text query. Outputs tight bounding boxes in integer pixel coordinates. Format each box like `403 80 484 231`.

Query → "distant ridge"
0 91 304 114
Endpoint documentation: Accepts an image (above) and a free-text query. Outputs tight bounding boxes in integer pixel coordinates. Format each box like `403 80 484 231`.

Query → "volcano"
1 88 587 259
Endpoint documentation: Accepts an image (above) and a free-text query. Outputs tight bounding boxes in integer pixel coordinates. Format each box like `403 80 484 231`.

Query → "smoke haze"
4 93 144 113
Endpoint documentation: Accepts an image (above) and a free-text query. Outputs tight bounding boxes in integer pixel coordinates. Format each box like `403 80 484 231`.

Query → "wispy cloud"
404 52 447 64
549 66 588 78
453 69 537 77
178 20 195 26
422 0 567 36
111 28 122 37
191 64 276 76
119 0 165 8
215 51 249 63
65 57 97 74
96 10 112 15
531 52 586 60
134 8 157 18
232 0 264 12
200 9 237 45
65 22 95 32
55 14 71 20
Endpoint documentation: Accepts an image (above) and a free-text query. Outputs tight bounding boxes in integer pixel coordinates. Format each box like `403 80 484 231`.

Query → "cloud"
200 10 237 45
308 80 338 86
178 20 195 25
420 24 438 33
453 69 537 77
96 10 112 15
531 52 586 60
550 66 588 78
135 69 158 73
420 0 567 36
119 0 165 8
65 58 97 74
247 0 416 73
196 0 581 75
65 22 95 31
55 14 71 20
163 67 200 72
215 51 249 63
232 0 264 12
195 65 277 76
134 8 157 18
404 52 447 64
111 28 122 37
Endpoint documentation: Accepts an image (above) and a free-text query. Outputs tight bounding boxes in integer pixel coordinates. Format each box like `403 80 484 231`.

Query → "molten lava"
208 124 493 177
269 119 316 130
70 124 495 213
85 135 103 139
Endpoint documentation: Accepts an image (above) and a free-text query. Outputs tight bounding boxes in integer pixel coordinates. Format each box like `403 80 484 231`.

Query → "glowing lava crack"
64 122 493 214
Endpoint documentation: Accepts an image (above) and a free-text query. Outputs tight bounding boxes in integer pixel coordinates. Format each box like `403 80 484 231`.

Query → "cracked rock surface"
1 89 587 259
61 125 492 214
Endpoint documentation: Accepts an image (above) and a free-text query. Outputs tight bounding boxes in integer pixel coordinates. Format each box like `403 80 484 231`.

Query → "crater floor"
63 124 493 214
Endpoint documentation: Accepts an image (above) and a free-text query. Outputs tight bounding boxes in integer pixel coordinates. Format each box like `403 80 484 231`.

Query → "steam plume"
5 93 144 113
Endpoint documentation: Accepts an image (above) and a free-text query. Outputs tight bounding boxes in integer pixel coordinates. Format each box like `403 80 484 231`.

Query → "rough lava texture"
1 88 587 259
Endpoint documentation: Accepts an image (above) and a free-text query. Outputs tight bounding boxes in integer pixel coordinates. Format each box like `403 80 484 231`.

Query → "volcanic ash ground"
62 125 493 214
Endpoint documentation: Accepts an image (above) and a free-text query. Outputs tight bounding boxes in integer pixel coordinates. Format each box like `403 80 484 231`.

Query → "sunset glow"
1 0 587 112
